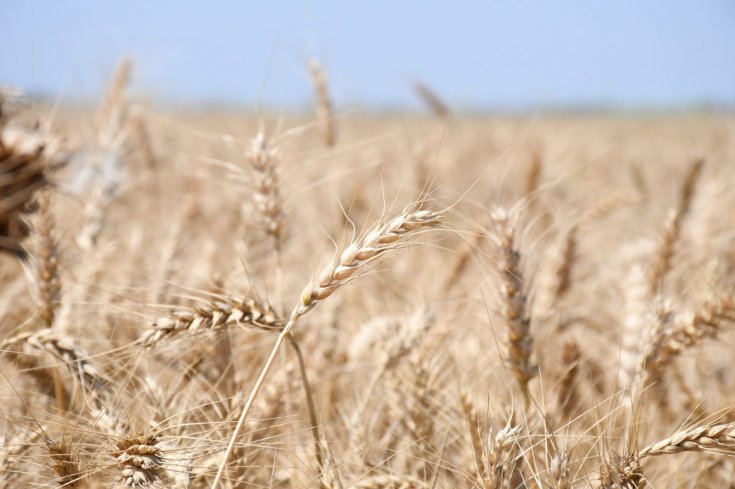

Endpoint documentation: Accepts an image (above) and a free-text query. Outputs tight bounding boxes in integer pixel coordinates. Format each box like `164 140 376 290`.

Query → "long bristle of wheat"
491 206 537 400
309 59 336 147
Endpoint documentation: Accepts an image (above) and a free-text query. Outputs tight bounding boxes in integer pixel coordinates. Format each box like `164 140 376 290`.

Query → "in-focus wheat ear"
639 421 735 458
211 204 441 488
295 206 442 319
112 434 167 488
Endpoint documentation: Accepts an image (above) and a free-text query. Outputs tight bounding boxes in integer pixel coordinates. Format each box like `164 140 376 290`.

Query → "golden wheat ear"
309 58 336 147
491 206 537 404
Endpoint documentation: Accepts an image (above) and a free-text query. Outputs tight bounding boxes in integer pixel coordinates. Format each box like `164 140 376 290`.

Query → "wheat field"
2 61 735 488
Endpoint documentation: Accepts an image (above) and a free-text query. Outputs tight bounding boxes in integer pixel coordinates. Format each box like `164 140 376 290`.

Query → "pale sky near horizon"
1 1 734 111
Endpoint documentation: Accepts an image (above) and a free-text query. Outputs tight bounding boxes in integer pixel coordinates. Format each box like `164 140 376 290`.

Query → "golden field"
2 68 735 488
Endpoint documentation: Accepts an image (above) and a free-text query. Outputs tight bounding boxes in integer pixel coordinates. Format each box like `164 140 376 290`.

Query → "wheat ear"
411 80 449 118
1 328 123 432
643 295 735 380
248 129 285 251
32 190 60 328
647 158 704 294
491 206 537 402
548 450 571 489
129 105 157 169
44 437 82 488
0 429 42 485
557 340 581 421
97 57 132 150
309 59 336 146
639 421 735 458
111 434 167 488
599 454 645 489
141 295 282 347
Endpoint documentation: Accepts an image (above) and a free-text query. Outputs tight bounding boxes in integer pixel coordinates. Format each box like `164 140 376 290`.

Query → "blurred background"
1 0 734 112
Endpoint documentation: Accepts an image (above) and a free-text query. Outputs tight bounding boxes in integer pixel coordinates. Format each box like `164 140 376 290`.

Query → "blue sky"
1 1 734 110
